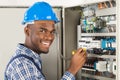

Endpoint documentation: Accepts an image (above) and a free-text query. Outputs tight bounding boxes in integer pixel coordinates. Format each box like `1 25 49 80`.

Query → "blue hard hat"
22 1 59 25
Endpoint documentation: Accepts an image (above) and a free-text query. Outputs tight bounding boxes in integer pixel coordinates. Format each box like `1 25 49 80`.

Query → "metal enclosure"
63 7 81 73
63 0 119 80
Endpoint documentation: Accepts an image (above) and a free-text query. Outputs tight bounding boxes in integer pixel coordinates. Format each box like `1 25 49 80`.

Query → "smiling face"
24 20 55 54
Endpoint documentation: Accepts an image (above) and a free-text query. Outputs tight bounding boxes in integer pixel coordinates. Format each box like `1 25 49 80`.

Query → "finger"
79 50 86 56
76 48 83 54
72 48 82 55
83 52 87 58
83 51 87 55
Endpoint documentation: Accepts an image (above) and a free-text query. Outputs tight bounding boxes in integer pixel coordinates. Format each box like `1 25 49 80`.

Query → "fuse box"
77 0 116 80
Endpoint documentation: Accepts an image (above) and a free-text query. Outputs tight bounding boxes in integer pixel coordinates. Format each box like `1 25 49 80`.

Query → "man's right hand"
68 48 87 75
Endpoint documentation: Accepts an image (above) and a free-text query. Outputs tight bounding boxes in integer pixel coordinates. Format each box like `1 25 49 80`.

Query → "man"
4 1 86 80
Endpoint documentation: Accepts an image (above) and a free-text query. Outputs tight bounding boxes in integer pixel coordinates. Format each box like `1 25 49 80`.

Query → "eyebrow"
39 27 47 31
39 27 56 32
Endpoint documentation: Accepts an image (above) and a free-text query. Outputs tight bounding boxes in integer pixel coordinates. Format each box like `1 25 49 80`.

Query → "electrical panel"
77 0 116 80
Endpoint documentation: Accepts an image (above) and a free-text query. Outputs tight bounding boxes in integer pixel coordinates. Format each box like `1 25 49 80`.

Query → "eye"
39 28 46 33
51 30 56 35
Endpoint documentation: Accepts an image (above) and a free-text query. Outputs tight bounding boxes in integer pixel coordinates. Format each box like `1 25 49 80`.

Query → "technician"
4 1 86 80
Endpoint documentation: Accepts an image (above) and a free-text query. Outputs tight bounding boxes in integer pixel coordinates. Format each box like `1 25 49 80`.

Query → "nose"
44 32 54 40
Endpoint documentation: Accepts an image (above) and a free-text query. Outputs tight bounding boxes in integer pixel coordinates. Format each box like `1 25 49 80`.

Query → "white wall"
0 0 62 6
0 0 110 7
117 0 120 79
63 0 109 7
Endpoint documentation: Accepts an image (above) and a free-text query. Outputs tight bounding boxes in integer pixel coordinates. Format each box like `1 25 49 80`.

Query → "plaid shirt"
5 44 75 80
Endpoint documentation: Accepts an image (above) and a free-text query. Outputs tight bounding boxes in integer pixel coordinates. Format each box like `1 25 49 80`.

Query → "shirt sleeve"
61 71 75 80
7 58 45 80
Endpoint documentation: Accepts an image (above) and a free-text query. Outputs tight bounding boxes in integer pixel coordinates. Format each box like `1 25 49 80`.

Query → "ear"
24 25 30 36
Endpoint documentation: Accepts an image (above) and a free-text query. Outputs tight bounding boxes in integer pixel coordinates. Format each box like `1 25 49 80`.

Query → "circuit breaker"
77 0 116 80
62 0 118 79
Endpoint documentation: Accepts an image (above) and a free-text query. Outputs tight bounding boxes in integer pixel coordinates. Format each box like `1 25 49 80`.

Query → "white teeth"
42 42 50 45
